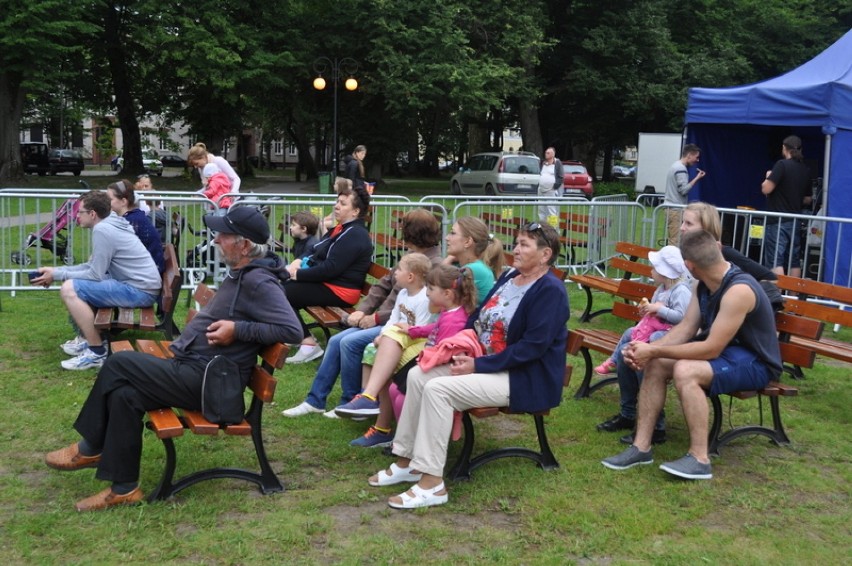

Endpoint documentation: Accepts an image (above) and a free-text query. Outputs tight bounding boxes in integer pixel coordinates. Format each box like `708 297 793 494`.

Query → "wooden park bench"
303 262 392 343
775 274 852 369
566 279 654 399
568 241 655 322
446 333 581 481
94 243 182 340
110 283 289 501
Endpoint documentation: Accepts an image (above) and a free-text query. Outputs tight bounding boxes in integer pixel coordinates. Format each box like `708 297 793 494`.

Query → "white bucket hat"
648 245 687 279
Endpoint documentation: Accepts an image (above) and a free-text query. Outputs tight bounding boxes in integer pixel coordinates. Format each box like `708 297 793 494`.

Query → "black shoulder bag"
201 355 245 425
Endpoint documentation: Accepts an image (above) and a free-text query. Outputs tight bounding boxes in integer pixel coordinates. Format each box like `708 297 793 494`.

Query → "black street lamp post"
312 57 359 176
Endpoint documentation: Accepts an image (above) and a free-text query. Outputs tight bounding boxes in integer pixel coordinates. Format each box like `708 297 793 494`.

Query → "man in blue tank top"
601 230 782 480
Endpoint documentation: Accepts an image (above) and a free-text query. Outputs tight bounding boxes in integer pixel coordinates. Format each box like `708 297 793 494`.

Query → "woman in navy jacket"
367 222 569 509
284 186 373 363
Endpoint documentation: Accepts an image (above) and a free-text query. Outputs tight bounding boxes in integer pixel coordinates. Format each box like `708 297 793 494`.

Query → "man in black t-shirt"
761 135 811 277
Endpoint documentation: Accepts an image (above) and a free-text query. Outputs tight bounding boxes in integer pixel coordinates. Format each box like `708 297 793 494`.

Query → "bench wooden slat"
148 408 185 439
181 410 223 435
139 308 157 331
116 308 136 328
248 366 278 402
776 274 852 304
610 256 652 278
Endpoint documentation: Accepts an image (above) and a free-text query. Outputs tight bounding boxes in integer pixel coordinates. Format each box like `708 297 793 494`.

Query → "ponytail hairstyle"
107 180 137 208
187 142 209 167
427 264 478 314
783 135 804 162
455 216 504 278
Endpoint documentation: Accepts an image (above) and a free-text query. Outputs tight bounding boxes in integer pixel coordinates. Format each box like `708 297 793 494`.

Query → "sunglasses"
523 222 553 249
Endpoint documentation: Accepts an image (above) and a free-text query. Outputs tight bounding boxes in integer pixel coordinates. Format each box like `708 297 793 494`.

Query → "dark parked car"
562 160 594 199
21 142 50 175
157 151 187 168
48 149 85 176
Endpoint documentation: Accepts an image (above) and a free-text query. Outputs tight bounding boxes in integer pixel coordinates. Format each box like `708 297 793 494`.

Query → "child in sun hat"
594 245 692 375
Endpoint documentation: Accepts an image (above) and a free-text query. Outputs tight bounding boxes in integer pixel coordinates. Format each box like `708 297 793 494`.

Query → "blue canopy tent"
684 29 852 285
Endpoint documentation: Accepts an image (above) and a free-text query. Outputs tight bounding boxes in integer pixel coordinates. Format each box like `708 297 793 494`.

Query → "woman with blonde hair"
187 142 241 193
444 216 504 304
681 202 780 287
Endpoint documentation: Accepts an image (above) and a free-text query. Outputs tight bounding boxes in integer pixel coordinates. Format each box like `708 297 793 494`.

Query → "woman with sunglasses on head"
107 180 164 274
368 222 569 509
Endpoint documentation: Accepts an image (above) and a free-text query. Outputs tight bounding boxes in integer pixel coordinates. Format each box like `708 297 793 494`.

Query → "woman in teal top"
444 216 504 305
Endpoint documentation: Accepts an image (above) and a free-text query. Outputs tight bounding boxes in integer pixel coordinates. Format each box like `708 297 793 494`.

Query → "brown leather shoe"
75 487 144 512
45 443 101 471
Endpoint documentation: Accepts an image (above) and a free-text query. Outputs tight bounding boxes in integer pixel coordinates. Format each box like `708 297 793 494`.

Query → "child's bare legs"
362 336 403 398
375 382 394 430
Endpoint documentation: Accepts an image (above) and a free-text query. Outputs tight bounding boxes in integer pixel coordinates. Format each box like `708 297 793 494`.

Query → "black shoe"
620 430 667 445
596 414 636 432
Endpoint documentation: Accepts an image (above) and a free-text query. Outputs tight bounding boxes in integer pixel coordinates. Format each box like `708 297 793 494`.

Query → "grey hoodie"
52 212 161 295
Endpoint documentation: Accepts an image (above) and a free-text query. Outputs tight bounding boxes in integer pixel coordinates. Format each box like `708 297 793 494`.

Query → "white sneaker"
60 348 107 371
286 345 324 364
281 402 324 418
61 336 89 356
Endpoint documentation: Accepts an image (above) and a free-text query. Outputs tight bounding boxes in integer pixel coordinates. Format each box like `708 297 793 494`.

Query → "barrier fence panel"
4 190 848 300
446 199 649 275
645 202 852 287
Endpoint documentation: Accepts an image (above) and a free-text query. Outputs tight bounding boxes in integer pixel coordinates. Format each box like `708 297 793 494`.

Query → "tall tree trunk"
288 116 317 181
103 5 142 175
0 70 26 181
519 99 542 157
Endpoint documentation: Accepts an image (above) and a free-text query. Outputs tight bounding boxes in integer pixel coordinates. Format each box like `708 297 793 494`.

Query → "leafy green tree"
0 1 96 181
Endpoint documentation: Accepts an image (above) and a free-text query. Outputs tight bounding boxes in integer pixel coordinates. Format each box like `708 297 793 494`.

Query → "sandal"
388 482 448 509
368 463 423 487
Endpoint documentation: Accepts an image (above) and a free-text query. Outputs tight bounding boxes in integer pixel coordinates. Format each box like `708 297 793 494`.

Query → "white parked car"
450 152 541 195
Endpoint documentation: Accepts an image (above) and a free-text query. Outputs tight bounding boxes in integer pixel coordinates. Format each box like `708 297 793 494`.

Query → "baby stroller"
11 180 89 266
11 196 83 266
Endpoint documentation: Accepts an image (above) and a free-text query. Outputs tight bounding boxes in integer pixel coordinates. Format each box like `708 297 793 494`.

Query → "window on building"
289 143 297 156
274 140 283 155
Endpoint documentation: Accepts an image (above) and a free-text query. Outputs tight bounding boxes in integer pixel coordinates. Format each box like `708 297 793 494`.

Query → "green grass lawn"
0 285 849 564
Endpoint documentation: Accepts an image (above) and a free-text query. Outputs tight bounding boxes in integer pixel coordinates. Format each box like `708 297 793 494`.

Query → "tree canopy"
1 0 850 182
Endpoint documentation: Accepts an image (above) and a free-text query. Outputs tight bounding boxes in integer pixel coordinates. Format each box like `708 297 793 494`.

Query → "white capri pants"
392 363 510 477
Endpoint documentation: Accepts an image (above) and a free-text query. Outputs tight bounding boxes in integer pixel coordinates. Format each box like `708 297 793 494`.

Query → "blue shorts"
73 279 158 309
762 218 801 269
707 345 773 396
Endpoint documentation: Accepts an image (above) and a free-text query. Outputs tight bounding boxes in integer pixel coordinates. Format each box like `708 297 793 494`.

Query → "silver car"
450 152 541 195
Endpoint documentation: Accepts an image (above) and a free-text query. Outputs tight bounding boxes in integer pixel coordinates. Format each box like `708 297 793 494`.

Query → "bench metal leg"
709 394 791 457
447 413 560 482
147 434 178 502
573 347 617 399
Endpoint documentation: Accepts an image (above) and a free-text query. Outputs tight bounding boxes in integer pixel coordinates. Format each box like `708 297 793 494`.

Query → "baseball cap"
203 207 270 244
648 245 687 279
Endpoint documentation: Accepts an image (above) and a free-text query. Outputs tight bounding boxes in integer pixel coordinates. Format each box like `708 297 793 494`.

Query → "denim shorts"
708 345 773 396
73 278 158 309
762 218 801 269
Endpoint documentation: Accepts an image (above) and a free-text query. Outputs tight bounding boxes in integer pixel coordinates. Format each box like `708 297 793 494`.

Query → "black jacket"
297 218 373 291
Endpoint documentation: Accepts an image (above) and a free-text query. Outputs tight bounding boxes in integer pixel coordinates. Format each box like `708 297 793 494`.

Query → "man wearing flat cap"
45 206 303 511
